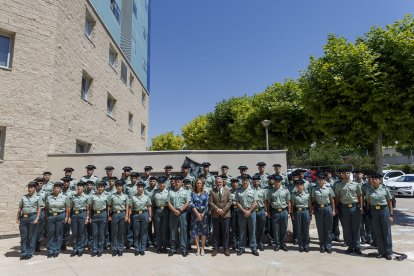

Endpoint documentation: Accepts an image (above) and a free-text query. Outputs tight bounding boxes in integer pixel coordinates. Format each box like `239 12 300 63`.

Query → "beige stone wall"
0 0 149 236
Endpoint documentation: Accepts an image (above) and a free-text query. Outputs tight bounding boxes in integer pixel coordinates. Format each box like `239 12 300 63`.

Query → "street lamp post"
261 120 271 150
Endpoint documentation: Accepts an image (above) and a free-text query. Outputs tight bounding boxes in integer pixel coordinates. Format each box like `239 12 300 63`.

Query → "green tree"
149 131 184 151
300 15 414 172
181 115 211 149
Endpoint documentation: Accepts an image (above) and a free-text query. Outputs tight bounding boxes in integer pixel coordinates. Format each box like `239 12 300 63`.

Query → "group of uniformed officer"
17 162 394 260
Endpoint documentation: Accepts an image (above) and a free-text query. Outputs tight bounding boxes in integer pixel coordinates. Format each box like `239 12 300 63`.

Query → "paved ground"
1 198 414 276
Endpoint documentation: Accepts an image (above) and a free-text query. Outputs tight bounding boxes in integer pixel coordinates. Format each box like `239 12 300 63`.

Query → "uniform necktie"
219 189 222 201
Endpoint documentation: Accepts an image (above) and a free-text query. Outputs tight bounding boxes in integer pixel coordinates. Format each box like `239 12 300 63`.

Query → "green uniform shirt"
125 184 137 198
69 178 77 191
291 191 311 209
235 186 258 209
334 180 362 204
152 188 169 207
88 192 108 211
267 186 290 209
42 181 54 195
107 192 129 211
80 175 99 188
168 187 190 209
183 174 196 186
367 185 392 206
145 186 157 199
70 193 89 211
19 193 43 214
203 173 216 189
292 181 311 194
164 176 173 190
284 182 296 194
122 176 132 186
84 189 95 196
230 188 238 205
46 193 69 213
253 186 267 208
131 194 151 211
106 186 117 196
311 184 335 205
140 175 151 188
62 188 74 198
35 190 46 208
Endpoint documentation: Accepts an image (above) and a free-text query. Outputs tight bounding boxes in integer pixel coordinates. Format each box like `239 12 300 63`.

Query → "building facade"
0 0 150 235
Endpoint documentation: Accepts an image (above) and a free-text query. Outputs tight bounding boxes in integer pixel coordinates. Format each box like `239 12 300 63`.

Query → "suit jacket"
209 187 231 218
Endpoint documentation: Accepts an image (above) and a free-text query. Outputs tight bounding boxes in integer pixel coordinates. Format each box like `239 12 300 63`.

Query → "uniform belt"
133 210 148 214
155 205 166 210
316 203 331 208
49 211 65 216
342 203 357 208
112 210 125 214
73 209 86 215
94 209 105 214
232 203 238 209
256 207 264 212
370 205 387 210
22 212 36 218
295 207 309 211
272 207 287 212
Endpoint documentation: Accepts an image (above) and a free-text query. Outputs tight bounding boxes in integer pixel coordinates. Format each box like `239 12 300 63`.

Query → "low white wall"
47 150 287 180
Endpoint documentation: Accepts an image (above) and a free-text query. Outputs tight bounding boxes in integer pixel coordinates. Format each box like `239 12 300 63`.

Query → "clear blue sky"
148 0 414 141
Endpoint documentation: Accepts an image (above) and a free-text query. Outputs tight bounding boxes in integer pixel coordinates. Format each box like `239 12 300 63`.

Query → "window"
81 71 93 101
84 12 95 39
110 0 121 23
107 94 116 117
141 123 146 138
109 45 117 68
120 61 127 83
141 90 146 107
133 0 137 18
128 73 134 89
76 140 91 153
0 127 5 160
0 34 13 69
128 113 133 130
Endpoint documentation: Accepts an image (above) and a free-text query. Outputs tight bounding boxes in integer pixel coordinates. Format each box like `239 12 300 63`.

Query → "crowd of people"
17 162 394 261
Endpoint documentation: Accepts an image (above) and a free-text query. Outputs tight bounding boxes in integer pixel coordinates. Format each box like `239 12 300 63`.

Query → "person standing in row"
69 182 89 257
311 173 335 253
63 167 77 191
209 177 231 256
266 175 290 252
168 175 190 257
125 172 139 249
253 162 269 188
191 178 209 256
145 176 158 247
42 171 54 195
102 166 115 189
229 178 240 250
182 164 195 186
236 174 259 256
45 182 70 258
61 177 74 251
80 165 99 190
34 177 46 252
107 180 130 256
335 168 363 255
291 180 312 253
252 174 267 251
88 182 108 257
141 166 153 187
220 165 232 188
367 173 393 260
17 182 42 260
130 181 152 256
152 177 170 253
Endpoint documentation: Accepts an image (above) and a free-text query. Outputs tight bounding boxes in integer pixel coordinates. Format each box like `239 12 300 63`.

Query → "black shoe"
118 251 123 256
299 247 304 253
27 255 32 260
237 249 243 256
126 243 131 249
78 252 83 257
182 251 188 257
61 244 67 251
386 255 392 260
345 247 353 254
157 249 162 254
112 251 117 257
53 253 59 258
354 248 362 255
326 248 332 254
252 250 259 256
35 242 40 252
97 252 102 257
293 240 298 245
20 255 26 260
274 246 280 251
140 251 145 256
162 247 167 253
320 247 325 253
70 251 77 257
91 252 97 257
376 254 384 259
168 250 175 256
304 247 309 253
47 253 53 258
259 244 264 251
281 245 288 252
341 242 347 247
371 242 377 247
232 245 236 250
134 251 139 256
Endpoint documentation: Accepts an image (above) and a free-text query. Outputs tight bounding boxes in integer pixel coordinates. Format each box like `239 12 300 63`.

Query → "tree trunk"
373 131 383 174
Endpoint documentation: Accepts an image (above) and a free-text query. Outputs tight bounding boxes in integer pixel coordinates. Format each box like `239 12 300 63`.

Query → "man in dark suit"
209 177 232 256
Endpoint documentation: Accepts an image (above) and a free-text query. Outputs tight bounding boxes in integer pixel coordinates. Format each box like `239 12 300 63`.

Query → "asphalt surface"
1 198 413 275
